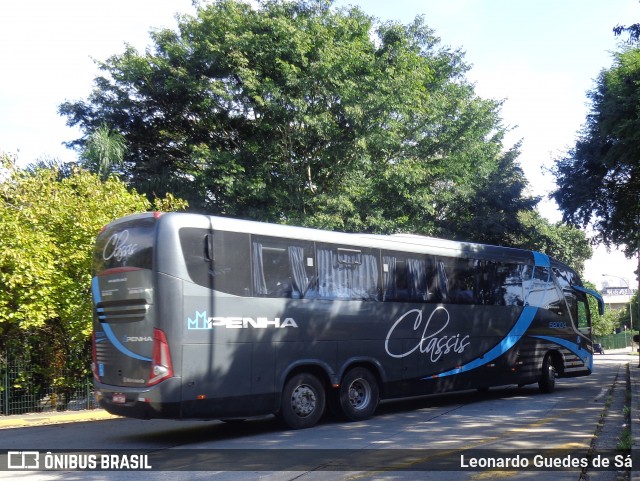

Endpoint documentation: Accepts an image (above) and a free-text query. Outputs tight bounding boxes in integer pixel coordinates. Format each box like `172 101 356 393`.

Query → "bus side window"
553 267 579 322
211 231 252 296
528 267 564 315
437 257 478 305
495 263 528 307
382 253 436 302
317 246 379 301
252 238 314 298
180 228 252 296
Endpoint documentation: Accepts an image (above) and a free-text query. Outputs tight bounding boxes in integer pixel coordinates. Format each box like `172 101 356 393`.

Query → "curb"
0 409 119 429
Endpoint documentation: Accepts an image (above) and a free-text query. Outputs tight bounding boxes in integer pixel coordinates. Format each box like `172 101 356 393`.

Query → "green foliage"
57 0 592 272
515 210 592 275
59 0 528 234
0 151 186 376
587 280 619 336
552 47 640 258
81 124 126 181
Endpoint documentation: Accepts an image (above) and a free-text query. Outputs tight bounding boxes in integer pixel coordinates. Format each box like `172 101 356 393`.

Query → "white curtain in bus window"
317 247 379 300
437 258 476 304
252 242 269 296
252 241 312 298
382 255 397 301
287 246 310 298
382 255 432 302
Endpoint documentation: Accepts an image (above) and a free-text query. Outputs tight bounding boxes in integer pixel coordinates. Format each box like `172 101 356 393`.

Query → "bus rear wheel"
338 367 379 422
280 373 326 429
538 354 556 394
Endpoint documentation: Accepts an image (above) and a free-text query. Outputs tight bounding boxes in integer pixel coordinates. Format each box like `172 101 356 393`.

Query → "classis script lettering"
385 307 471 361
103 230 138 262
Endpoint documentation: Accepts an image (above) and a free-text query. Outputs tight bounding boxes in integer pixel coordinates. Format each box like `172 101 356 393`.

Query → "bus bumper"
94 378 182 419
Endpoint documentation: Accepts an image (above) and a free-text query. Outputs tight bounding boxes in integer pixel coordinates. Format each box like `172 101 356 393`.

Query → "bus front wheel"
538 355 556 394
339 367 379 422
280 373 326 429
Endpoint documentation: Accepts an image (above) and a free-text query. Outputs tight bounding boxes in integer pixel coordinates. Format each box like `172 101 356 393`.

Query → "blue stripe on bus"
533 251 550 268
428 306 538 379
530 335 592 369
426 253 556 379
91 277 152 362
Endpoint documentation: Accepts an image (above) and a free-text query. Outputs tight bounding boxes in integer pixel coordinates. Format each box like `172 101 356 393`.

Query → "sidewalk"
0 408 118 429
628 348 640 481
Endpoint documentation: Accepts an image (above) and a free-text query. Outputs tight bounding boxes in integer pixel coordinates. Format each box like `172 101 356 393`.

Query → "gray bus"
91 212 604 429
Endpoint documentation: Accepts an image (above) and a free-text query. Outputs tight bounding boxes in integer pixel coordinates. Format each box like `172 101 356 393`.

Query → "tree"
434 142 539 245
593 309 620 337
583 281 617 336
0 152 186 404
59 1 525 230
551 47 640 258
81 124 126 180
514 210 593 275
613 23 640 43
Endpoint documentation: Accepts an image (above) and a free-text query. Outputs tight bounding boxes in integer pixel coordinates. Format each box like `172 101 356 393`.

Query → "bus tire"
538 355 556 394
339 367 379 422
280 373 325 429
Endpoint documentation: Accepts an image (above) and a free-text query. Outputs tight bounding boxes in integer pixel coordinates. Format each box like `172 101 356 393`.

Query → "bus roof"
151 212 543 266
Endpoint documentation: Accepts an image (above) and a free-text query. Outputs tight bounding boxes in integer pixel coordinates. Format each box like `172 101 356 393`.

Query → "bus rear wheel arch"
336 366 380 422
280 372 326 429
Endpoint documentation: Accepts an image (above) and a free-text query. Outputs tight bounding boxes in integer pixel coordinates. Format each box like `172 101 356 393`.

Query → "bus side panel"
181 294 284 418
182 343 276 418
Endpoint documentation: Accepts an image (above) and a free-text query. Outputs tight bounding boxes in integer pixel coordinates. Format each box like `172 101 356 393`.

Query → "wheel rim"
348 378 371 411
291 384 317 418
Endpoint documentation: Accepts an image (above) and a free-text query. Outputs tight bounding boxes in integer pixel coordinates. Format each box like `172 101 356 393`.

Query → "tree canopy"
61 3 506 223
552 47 640 258
0 152 186 383
59 0 591 271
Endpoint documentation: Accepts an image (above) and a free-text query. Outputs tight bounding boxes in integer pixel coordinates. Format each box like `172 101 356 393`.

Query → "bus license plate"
112 393 126 404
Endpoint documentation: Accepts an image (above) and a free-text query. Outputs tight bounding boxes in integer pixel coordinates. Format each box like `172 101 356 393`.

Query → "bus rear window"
94 217 156 274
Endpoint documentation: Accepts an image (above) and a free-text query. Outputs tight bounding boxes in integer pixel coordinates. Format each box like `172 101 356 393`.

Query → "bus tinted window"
252 237 315 298
382 253 436 302
553 266 579 322
528 267 564 314
211 231 251 296
437 258 480 305
435 258 529 306
317 245 379 300
492 263 530 307
179 227 211 287
94 217 155 273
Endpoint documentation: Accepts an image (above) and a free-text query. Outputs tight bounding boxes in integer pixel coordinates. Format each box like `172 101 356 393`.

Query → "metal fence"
0 351 96 416
594 331 637 351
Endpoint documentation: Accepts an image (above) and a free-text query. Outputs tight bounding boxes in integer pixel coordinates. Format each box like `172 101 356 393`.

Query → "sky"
0 0 638 289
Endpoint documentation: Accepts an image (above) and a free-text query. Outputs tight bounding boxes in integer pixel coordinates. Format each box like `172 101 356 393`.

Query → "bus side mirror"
633 335 640 343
